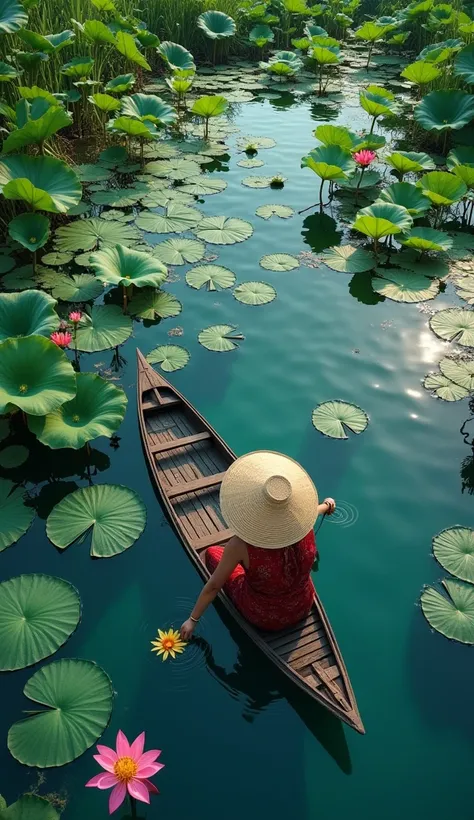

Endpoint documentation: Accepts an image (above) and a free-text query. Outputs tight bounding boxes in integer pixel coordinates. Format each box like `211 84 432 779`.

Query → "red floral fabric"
205 531 317 631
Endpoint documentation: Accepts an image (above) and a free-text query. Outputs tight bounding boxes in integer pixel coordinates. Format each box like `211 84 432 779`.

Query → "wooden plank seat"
191 528 234 551
167 472 226 498
150 432 212 454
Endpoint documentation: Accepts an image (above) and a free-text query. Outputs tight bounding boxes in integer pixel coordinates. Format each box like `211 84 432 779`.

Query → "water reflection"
193 628 352 775
301 213 342 253
460 398 474 494
349 272 384 306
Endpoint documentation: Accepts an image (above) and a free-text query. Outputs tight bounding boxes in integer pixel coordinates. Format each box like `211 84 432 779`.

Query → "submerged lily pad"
198 324 244 352
75 305 132 352
129 290 182 321
255 204 294 220
146 344 190 372
260 253 299 271
372 269 440 303
152 238 205 265
421 579 474 644
430 308 474 346
8 659 114 767
321 245 375 273
194 216 253 245
0 574 81 671
433 526 474 583
47 484 146 557
234 281 276 305
0 479 35 552
186 264 235 291
312 400 369 439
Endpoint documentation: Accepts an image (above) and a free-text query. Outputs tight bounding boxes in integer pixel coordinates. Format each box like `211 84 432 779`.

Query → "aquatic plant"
355 21 392 69
308 43 340 95
359 85 398 134
86 730 163 814
301 145 355 210
0 335 76 416
191 94 228 139
90 244 168 310
352 202 413 256
414 90 474 153
249 23 274 48
198 10 236 62
50 331 72 348
0 155 82 213
159 41 196 72
385 150 435 179
0 290 58 342
151 628 187 660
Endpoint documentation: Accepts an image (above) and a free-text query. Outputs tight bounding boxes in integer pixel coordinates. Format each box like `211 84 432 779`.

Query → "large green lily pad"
146 344 190 372
90 245 167 289
194 216 253 245
186 264 235 291
55 218 140 252
234 281 276 306
439 356 474 390
0 795 59 820
28 373 127 450
260 253 299 271
198 324 244 352
50 273 103 302
433 526 474 583
0 155 81 214
75 306 132 352
421 579 474 644
152 238 205 266
47 484 146 557
0 290 58 342
372 269 440 302
136 205 203 234
0 574 81 671
129 289 182 320
0 479 35 552
8 658 114 766
255 204 294 220
429 308 474 346
423 372 469 401
312 400 369 439
0 336 76 416
321 245 375 273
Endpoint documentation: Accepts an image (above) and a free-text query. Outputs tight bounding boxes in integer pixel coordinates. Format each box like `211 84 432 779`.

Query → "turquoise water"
1 55 474 819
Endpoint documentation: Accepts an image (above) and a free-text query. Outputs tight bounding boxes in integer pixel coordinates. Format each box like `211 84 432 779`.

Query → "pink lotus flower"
50 331 72 348
86 730 163 815
69 311 82 323
353 149 376 167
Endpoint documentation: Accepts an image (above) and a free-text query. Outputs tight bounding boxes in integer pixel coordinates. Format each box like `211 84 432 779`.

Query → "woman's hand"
324 497 336 515
180 618 197 641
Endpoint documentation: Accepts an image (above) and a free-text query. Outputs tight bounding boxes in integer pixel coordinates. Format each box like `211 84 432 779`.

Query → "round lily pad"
322 245 375 273
237 135 276 149
0 445 29 468
234 281 276 305
260 253 299 271
238 158 265 168
255 204 294 220
423 372 469 401
439 356 474 390
55 218 140 252
186 264 235 291
146 344 190 372
152 238 205 266
75 306 132 352
372 269 440 303
0 479 35 552
129 290 182 320
136 205 203 234
0 795 58 819
8 658 114 766
198 324 244 352
433 526 474 583
421 579 474 644
194 216 253 245
180 176 227 196
429 308 474 346
51 273 103 302
41 252 74 267
0 574 81 671
47 484 146 557
242 176 274 188
312 400 369 439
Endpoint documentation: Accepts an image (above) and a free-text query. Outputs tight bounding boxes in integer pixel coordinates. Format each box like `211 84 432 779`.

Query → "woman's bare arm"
180 537 245 639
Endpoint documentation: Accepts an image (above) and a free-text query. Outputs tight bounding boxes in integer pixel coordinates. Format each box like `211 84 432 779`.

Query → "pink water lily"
86 730 164 814
69 311 82 323
50 331 72 348
353 149 376 167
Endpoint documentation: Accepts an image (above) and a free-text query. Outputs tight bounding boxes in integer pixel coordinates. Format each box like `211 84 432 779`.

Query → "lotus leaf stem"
319 178 325 211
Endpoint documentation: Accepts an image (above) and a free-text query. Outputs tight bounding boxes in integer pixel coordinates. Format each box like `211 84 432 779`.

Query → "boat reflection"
193 618 352 775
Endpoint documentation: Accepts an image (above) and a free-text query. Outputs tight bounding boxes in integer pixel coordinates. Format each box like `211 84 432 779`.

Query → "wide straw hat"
219 451 319 549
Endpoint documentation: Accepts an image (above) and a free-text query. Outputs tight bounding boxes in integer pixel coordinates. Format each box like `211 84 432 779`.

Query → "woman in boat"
180 451 335 639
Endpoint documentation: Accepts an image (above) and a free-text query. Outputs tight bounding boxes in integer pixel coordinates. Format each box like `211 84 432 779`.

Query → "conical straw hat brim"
219 451 319 549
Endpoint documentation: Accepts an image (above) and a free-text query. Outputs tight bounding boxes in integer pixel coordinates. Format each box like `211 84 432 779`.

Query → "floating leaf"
237 135 276 150
55 218 140 252
321 245 374 273
439 356 474 390
0 795 58 820
242 176 274 188
238 158 264 168
0 290 58 342
433 527 474 583
260 253 299 271
28 373 127 450
255 204 294 220
41 251 73 266
0 336 76 416
0 479 35 552
198 324 244 352
75 305 132 352
0 445 29 468
372 268 439 302
312 400 368 439
186 264 235 291
51 273 103 302
136 205 203 234
430 308 474 346
194 216 253 245
234 281 276 306
8 658 113 766
144 157 201 180
47 484 146 557
129 289 181 320
76 164 113 183
423 371 469 401
180 176 227 196
146 344 190 372
152 238 205 266
421 579 474 644
0 574 81 671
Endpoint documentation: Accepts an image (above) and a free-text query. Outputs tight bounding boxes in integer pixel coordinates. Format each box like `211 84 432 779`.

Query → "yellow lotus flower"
151 628 187 661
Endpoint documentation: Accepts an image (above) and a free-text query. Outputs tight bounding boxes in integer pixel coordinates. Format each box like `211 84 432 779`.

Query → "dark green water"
1 57 474 819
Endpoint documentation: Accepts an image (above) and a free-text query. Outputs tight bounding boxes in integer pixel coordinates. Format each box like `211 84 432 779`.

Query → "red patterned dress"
205 531 317 632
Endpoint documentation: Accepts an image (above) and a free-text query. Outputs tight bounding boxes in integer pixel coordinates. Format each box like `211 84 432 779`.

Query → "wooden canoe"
137 349 364 734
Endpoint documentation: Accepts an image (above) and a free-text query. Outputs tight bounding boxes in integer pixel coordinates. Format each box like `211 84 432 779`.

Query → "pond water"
1 48 474 820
